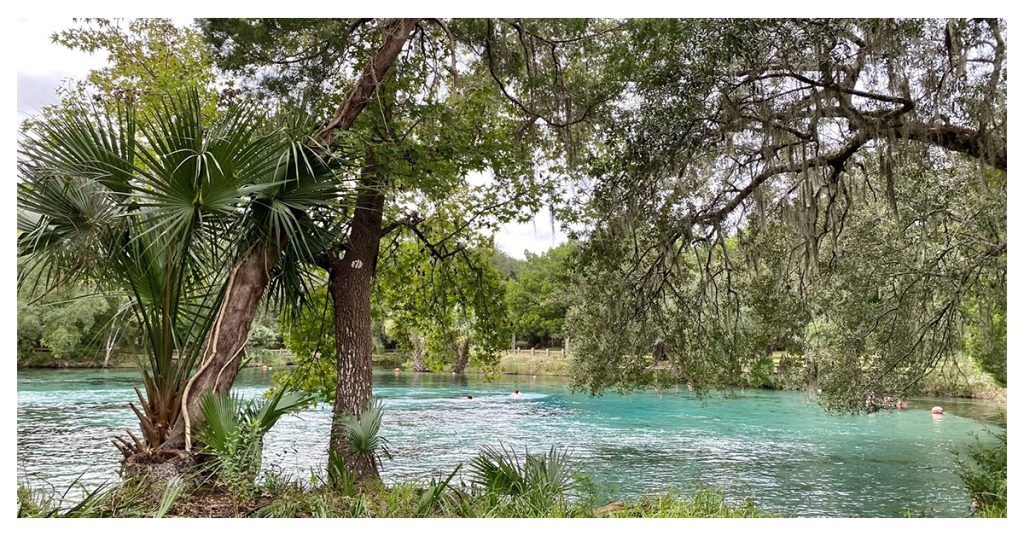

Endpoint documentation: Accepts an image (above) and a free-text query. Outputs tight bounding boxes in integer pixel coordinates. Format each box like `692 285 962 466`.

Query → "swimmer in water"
511 390 521 399
466 395 474 400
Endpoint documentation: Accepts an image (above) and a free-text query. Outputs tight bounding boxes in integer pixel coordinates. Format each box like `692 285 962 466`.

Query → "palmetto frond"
468 444 579 511
196 388 312 498
341 399 392 463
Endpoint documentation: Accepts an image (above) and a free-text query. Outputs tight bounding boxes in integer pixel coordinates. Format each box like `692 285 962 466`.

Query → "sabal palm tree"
17 90 341 454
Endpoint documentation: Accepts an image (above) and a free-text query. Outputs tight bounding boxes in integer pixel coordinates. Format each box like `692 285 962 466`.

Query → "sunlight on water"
17 368 1002 517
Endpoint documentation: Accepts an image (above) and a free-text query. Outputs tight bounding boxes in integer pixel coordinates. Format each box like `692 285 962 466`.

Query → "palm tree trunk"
410 330 428 372
328 158 385 482
450 339 470 374
161 243 279 451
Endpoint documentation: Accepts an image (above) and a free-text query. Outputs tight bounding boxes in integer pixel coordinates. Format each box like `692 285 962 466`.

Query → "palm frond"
341 399 391 461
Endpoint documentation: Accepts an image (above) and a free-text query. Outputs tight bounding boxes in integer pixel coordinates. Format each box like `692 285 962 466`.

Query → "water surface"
17 368 1002 517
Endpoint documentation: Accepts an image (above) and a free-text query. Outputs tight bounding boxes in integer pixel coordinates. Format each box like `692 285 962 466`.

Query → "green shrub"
195 389 312 500
954 427 1007 517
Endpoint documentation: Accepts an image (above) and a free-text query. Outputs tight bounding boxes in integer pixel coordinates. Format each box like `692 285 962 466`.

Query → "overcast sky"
14 18 568 260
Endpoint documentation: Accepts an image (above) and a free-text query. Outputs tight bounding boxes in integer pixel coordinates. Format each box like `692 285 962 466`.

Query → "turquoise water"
17 368 1003 517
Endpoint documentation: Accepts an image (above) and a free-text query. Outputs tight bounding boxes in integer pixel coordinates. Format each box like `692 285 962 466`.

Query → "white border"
3 3 1017 534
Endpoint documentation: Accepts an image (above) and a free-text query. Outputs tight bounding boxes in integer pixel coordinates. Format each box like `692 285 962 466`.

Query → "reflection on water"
17 367 1003 517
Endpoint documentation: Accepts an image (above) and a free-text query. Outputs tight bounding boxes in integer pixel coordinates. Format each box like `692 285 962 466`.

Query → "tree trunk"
103 328 117 368
450 338 470 375
328 159 386 483
805 350 819 395
315 19 420 147
410 330 428 372
161 243 280 451
321 20 419 484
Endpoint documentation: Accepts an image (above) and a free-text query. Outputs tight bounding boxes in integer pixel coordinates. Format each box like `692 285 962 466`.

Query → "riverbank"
18 348 1004 403
16 348 407 371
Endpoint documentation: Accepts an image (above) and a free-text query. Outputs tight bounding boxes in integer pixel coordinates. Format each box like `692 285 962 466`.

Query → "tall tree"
505 243 575 348
565 19 1006 408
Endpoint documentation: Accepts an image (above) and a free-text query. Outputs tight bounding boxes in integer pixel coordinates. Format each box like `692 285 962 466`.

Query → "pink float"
931 406 944 414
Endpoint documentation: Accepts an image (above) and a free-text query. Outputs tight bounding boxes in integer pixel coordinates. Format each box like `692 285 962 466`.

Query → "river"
17 367 1003 517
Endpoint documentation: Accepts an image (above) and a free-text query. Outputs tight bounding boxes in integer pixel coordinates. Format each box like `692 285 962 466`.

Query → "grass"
603 489 772 518
16 475 185 518
250 477 772 518
468 351 571 377
18 455 772 518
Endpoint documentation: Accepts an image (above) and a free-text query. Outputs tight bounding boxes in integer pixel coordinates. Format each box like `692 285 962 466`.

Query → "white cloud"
14 18 109 122
493 206 567 259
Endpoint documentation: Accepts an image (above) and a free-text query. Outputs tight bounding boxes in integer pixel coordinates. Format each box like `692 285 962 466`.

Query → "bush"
195 389 312 500
954 427 1007 517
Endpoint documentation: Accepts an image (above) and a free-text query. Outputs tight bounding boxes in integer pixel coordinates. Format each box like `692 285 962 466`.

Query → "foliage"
276 235 512 393
336 399 392 470
380 237 512 373
195 389 312 499
199 18 376 106
275 281 336 400
16 283 118 360
918 355 1003 399
504 243 576 347
569 17 1007 411
555 19 1006 410
249 319 284 349
16 443 770 518
49 19 219 117
255 445 767 518
954 427 1007 517
467 444 580 514
961 277 1006 385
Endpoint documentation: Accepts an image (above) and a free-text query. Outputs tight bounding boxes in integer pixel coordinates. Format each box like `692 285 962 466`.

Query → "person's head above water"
466 395 473 399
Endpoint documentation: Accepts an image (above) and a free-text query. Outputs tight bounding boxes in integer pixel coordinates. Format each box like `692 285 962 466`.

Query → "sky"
13 18 568 260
